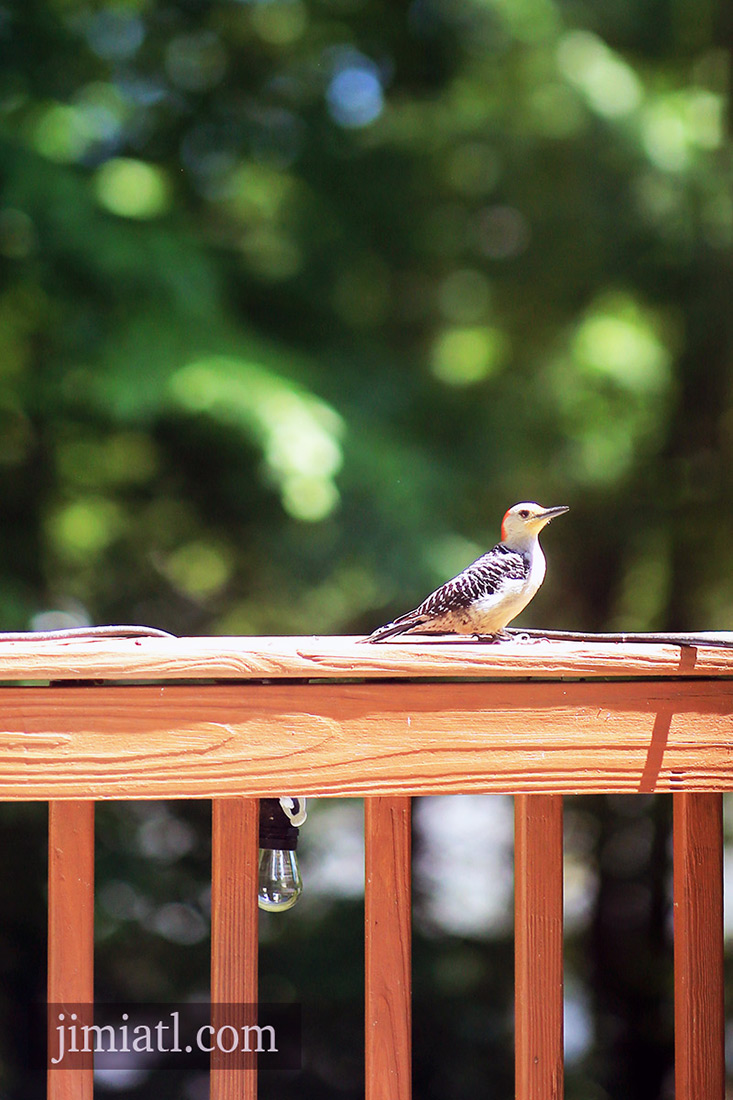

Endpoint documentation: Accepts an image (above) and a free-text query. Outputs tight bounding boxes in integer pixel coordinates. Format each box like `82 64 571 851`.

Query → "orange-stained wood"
365 797 411 1100
211 798 259 1100
48 801 95 1100
0 634 728 682
673 794 724 1100
515 795 563 1100
0 679 731 798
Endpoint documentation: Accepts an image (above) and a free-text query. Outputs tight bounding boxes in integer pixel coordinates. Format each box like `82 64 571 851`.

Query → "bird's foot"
471 629 543 644
504 629 543 644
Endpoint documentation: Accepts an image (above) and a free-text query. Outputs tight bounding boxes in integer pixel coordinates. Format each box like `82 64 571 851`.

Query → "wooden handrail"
0 633 729 680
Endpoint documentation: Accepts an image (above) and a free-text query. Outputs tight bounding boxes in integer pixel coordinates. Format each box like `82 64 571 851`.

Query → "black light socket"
259 798 300 851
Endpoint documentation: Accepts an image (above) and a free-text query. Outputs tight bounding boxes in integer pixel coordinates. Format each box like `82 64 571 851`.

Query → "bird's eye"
519 509 529 518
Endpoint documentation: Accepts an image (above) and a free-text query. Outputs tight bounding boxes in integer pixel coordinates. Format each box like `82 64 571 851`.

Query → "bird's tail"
360 615 423 643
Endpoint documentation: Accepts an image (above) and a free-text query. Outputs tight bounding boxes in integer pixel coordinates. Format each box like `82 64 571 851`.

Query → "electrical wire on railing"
506 629 733 648
0 626 176 641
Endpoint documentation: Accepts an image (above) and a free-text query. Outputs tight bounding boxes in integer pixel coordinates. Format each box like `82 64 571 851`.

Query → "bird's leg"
471 630 511 643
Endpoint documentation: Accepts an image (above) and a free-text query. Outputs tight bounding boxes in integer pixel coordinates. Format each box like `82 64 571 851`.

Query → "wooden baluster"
673 793 724 1100
48 801 95 1100
211 798 259 1100
514 794 564 1100
365 797 412 1100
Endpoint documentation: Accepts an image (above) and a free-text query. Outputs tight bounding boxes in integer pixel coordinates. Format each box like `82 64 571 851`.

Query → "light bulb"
258 847 303 912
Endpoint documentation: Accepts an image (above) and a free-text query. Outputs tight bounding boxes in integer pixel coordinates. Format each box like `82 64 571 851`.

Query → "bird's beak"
538 505 570 525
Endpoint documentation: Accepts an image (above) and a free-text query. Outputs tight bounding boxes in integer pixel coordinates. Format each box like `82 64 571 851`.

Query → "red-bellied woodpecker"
364 502 569 642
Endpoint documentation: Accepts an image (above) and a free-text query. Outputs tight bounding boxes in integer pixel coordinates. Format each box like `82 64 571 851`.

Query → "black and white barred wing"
365 543 529 641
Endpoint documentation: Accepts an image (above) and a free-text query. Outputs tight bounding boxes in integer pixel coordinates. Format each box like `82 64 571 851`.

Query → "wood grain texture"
48 801 94 1100
673 794 724 1100
211 798 259 1098
365 797 411 1100
0 634 729 681
0 679 731 798
515 796 563 1100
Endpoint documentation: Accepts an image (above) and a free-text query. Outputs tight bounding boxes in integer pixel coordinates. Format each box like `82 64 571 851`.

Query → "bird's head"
501 502 569 547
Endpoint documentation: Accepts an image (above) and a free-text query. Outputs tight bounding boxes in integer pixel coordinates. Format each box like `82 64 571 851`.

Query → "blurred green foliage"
1 0 732 638
1 0 732 1096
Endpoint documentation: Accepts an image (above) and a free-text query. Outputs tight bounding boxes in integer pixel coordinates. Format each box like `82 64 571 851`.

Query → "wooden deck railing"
0 634 729 1099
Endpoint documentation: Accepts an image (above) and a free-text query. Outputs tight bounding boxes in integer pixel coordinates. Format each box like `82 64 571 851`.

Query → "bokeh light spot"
165 31 227 92
95 158 169 219
170 357 344 523
165 541 233 599
572 297 671 391
84 8 145 61
431 326 509 385
446 143 500 197
147 903 207 945
281 474 340 522
327 61 384 129
33 104 95 163
251 0 307 45
438 268 492 323
529 83 586 137
476 206 531 259
641 90 724 173
557 31 642 118
165 539 231 598
47 498 122 561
